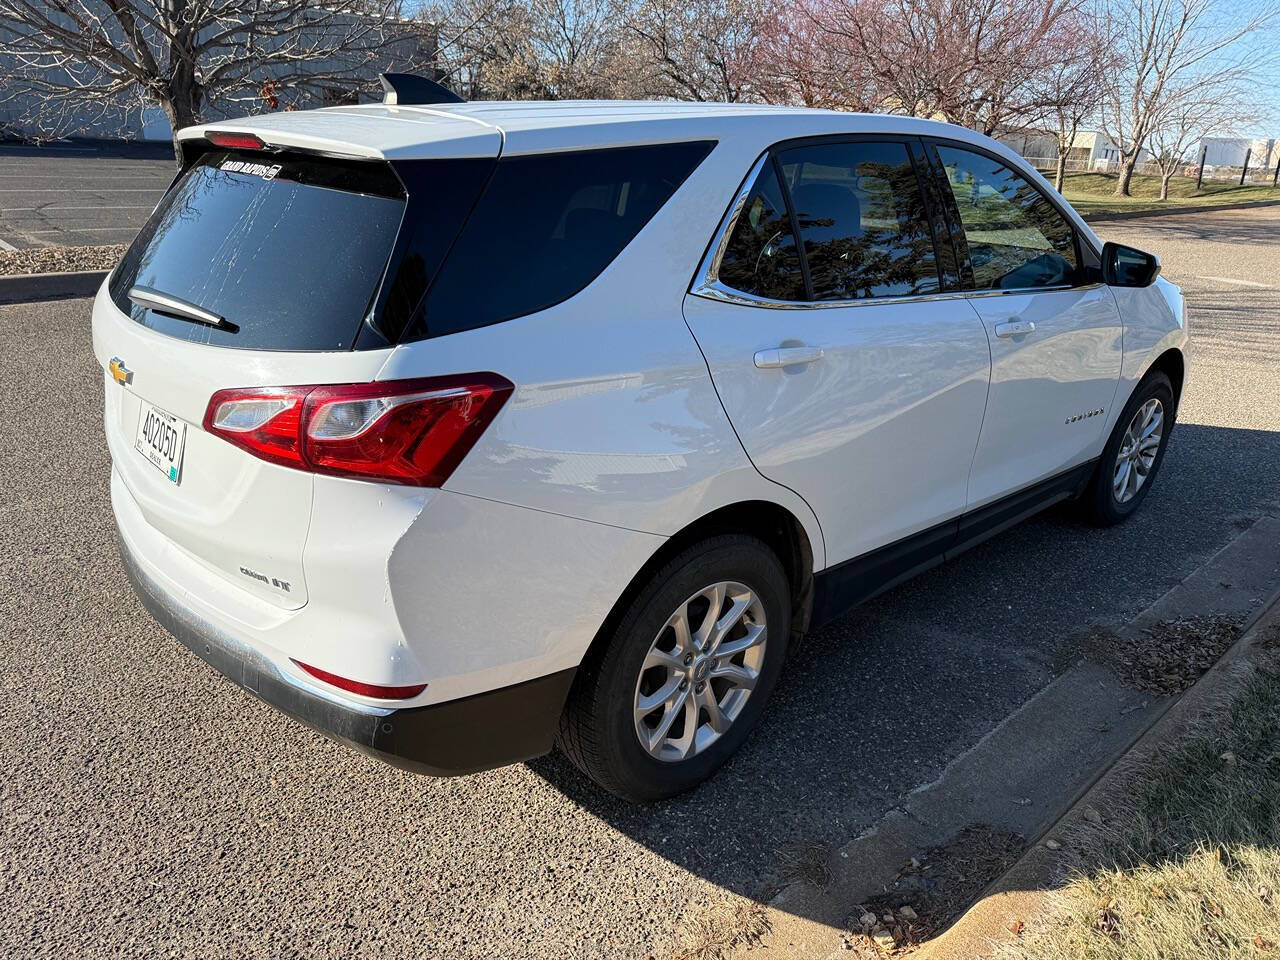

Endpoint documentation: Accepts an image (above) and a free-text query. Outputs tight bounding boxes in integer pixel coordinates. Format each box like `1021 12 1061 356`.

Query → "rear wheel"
558 535 790 802
1080 370 1174 525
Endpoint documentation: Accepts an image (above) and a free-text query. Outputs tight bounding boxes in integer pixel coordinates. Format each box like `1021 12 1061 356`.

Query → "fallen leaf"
1009 919 1025 935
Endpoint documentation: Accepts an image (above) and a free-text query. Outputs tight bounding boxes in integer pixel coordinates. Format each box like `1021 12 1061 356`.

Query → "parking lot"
0 142 173 250
2 206 1279 958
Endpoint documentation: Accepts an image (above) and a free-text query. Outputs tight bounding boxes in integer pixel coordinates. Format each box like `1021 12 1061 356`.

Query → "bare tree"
1147 79 1255 198
0 0 424 164
626 0 772 102
1033 15 1115 191
810 0 1077 133
754 0 872 107
429 0 629 99
1101 0 1279 197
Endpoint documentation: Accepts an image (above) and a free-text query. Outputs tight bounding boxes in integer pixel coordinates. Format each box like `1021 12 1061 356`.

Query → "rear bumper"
118 530 576 776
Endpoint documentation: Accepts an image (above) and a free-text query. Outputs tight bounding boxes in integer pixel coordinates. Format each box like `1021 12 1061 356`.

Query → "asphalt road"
2 206 1278 959
0 142 173 250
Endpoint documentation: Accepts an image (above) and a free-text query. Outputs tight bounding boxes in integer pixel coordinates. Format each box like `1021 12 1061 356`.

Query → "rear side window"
407 141 714 340
110 151 407 351
777 141 939 300
934 145 1078 290
716 161 806 302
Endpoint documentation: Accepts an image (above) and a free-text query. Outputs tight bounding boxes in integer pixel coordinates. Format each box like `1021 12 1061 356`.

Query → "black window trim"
692 132 1105 311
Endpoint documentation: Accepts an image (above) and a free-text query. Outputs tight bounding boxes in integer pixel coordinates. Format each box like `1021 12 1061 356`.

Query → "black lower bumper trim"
118 531 576 776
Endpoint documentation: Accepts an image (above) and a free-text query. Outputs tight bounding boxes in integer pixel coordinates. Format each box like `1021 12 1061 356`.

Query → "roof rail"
379 73 465 106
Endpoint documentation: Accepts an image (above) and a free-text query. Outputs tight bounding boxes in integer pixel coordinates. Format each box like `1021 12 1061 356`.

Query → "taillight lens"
203 374 513 486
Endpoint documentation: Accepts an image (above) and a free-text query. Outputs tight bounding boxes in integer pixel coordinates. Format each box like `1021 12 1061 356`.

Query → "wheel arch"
1145 347 1186 415
576 500 818 673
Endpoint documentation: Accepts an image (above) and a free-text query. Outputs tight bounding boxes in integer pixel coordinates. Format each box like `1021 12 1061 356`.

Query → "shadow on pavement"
528 421 1280 928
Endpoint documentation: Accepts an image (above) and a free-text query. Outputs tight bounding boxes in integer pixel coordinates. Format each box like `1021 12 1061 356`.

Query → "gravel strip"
0 244 126 276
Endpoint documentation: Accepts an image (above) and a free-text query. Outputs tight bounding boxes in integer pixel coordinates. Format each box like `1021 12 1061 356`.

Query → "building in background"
997 128 1134 172
1198 137 1279 173
0 18 434 142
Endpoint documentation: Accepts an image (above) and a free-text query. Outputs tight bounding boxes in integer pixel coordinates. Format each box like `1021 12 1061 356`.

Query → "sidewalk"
727 514 1280 959
918 584 1280 959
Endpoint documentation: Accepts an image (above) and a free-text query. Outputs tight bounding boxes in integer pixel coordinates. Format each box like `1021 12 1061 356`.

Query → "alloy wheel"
632 581 767 762
1113 397 1163 504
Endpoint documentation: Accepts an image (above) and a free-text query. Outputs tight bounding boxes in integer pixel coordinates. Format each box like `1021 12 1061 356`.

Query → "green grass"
1005 659 1280 960
1058 171 1280 216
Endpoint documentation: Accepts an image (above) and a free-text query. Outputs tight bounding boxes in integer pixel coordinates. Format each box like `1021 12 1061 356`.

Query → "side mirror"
1102 241 1161 287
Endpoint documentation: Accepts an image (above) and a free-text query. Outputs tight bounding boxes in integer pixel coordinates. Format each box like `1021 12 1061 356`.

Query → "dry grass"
1060 171 1280 216
673 896 772 960
1003 662 1280 960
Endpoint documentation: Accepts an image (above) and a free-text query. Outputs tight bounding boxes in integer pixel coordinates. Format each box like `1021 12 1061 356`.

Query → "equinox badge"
109 357 133 386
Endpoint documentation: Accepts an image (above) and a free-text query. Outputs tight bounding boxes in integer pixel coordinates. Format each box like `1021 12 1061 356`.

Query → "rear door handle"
754 345 824 368
994 319 1036 339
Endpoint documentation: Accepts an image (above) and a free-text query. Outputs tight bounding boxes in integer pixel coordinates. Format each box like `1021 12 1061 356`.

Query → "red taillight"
203 374 513 486
205 131 267 151
291 659 427 700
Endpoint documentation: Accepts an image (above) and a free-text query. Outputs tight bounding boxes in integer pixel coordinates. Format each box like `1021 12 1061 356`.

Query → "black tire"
1080 369 1175 526
558 535 791 803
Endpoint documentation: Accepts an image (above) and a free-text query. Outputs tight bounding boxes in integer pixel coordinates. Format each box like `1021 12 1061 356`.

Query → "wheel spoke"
706 591 752 655
1114 458 1131 496
670 696 699 759
711 661 757 691
699 686 730 734
636 674 683 714
646 686 690 750
642 646 684 672
669 607 694 655
694 582 726 651
712 622 766 660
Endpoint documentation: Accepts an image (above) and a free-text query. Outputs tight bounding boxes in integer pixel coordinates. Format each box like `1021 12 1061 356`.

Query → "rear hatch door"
95 140 484 609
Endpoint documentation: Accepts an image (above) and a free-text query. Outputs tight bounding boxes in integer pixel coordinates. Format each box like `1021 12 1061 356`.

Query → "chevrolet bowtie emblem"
109 357 133 386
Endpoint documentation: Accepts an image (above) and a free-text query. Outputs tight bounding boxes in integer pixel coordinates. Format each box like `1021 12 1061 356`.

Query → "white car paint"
99 100 1187 768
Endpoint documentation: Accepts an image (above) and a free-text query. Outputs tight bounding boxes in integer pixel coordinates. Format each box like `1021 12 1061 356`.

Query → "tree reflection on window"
779 142 940 301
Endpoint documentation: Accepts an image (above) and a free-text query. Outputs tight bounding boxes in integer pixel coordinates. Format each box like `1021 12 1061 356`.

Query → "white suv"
96 85 1187 802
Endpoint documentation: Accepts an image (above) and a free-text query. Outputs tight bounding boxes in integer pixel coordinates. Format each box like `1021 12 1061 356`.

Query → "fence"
1021 154 1280 186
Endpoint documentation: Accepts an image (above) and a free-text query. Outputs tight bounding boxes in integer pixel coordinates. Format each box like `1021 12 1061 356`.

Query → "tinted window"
109 151 406 351
935 146 1078 290
777 141 939 300
410 141 714 339
716 161 806 301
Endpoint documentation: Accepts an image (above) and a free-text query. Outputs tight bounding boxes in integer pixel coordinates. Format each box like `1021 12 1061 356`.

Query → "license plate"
134 401 187 484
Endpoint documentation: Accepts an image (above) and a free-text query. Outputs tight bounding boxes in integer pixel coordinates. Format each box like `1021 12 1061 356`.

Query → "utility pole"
1240 147 1251 186
1196 145 1207 189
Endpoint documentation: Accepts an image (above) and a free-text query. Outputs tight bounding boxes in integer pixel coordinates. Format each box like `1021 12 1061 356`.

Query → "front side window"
776 141 939 300
935 145 1078 291
716 161 806 301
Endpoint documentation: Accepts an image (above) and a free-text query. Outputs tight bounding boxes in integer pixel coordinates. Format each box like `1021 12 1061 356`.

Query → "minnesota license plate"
134 400 187 484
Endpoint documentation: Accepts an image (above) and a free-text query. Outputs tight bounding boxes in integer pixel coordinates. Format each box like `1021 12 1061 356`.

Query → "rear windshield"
109 151 406 351
406 140 715 340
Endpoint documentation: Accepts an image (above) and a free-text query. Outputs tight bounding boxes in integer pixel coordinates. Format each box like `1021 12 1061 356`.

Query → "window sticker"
218 159 283 180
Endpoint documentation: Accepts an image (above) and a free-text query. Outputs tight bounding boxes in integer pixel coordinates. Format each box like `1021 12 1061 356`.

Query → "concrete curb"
0 270 107 305
916 576 1280 960
1083 197 1280 223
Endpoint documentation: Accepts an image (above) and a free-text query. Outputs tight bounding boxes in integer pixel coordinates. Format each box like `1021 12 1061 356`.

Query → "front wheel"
1080 370 1175 525
558 535 791 802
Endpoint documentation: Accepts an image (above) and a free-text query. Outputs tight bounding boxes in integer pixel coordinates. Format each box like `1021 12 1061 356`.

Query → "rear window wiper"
128 286 238 332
